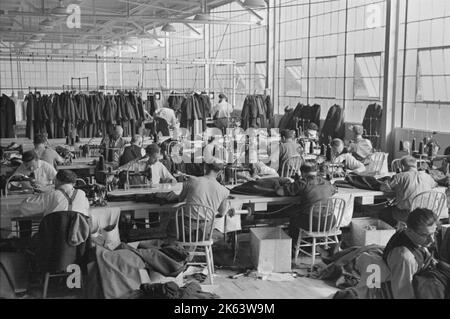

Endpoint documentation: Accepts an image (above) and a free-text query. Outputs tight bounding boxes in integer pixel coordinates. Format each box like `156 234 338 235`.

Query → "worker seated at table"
119 135 146 167
382 208 442 299
274 162 337 248
213 93 233 132
145 143 177 185
237 161 279 182
100 125 127 166
11 150 57 193
331 138 366 174
432 146 450 175
306 123 319 141
279 129 302 174
154 104 178 130
348 125 373 163
33 134 64 168
19 169 90 217
203 136 224 164
380 156 437 226
167 162 234 240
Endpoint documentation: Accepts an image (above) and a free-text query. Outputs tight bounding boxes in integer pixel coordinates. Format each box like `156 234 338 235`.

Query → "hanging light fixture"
193 13 211 21
161 23 176 33
243 0 267 9
39 18 54 30
29 35 43 42
52 0 68 17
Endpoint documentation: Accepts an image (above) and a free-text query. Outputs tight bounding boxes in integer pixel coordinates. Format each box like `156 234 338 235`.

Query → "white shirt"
148 161 176 185
213 101 233 119
13 160 57 188
19 184 90 217
334 153 366 173
155 107 177 128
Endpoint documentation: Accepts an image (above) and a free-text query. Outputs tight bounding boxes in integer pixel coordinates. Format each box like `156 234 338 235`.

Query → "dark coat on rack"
320 104 345 143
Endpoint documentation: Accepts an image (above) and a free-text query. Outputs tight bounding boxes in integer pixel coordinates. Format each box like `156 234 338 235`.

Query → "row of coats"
278 103 321 132
179 94 212 133
240 95 273 130
0 94 16 138
24 91 147 139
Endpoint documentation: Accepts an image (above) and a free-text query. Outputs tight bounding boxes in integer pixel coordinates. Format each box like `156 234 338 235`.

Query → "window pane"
285 59 303 96
254 62 266 91
314 56 337 98
417 47 450 102
354 53 381 99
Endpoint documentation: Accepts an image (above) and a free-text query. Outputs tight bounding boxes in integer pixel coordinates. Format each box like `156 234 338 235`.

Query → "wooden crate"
250 227 292 274
351 218 396 247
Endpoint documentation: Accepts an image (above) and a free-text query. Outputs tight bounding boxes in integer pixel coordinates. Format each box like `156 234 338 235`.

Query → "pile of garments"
362 103 383 149
320 104 345 143
278 103 321 132
0 94 17 138
179 93 212 134
240 95 273 130
125 282 219 299
24 91 146 140
86 240 191 298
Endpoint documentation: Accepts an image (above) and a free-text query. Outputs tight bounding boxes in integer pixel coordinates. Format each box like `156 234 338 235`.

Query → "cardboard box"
351 218 395 247
250 227 292 273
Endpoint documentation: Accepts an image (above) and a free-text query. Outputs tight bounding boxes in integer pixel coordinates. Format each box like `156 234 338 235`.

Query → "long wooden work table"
1 182 448 240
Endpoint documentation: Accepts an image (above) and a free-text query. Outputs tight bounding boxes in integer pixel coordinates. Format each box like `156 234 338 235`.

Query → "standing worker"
212 93 233 133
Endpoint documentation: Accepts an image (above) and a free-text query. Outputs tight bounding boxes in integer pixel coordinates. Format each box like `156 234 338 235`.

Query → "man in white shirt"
33 135 64 168
12 150 57 192
155 106 178 129
331 138 366 174
380 156 437 224
348 125 373 162
19 170 90 217
144 144 177 185
213 93 233 132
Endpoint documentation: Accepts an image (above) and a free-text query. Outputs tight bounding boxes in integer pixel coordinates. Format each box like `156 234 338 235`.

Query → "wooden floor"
203 269 337 299
202 232 339 299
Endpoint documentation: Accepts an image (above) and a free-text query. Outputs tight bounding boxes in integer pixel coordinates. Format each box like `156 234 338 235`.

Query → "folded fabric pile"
127 282 219 299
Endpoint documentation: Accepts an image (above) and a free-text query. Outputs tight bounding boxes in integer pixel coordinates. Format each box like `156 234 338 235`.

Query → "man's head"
281 129 295 142
54 169 78 189
300 162 318 177
205 161 224 178
400 156 417 171
33 135 47 148
406 208 438 247
145 143 161 165
219 93 227 102
131 135 143 147
308 123 319 132
331 138 345 155
22 151 39 171
351 125 364 138
444 146 450 156
112 125 123 139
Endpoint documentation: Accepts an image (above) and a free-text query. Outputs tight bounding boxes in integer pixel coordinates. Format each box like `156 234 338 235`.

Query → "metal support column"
380 0 401 157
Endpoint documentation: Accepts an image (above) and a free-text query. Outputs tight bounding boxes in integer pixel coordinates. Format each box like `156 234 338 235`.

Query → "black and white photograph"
0 0 449 307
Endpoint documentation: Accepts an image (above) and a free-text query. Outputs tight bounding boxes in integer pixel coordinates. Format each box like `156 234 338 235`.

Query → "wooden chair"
294 198 346 268
391 159 402 173
175 203 217 284
410 190 447 219
281 155 303 178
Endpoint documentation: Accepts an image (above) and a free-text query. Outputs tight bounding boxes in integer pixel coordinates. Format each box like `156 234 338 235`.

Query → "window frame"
416 46 450 104
353 52 383 101
314 55 338 99
284 58 305 97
